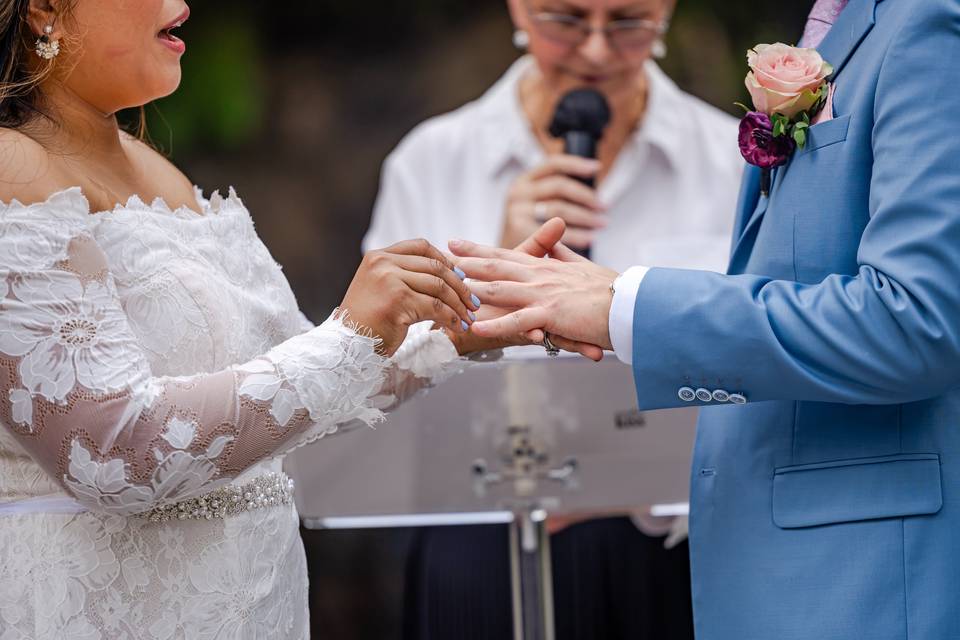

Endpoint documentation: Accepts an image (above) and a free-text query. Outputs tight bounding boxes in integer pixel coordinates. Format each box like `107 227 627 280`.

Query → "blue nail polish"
471 294 481 308
461 320 469 332
454 266 466 280
468 311 476 322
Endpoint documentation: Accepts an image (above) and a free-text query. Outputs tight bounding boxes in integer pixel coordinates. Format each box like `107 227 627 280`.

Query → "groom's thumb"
516 217 566 257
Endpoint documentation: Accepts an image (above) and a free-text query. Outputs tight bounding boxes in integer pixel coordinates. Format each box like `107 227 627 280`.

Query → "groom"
451 0 960 637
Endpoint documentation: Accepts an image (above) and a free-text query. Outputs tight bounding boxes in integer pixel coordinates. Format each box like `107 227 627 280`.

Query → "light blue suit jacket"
630 0 960 637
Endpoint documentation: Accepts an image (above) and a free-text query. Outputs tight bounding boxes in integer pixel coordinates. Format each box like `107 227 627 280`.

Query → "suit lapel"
726 0 881 273
730 165 762 246
817 0 884 80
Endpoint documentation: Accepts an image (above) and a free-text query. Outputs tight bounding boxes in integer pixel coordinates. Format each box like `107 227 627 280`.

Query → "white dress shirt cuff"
609 266 649 365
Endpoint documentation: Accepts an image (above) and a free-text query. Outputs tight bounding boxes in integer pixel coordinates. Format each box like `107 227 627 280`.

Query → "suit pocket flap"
773 454 942 529
799 113 851 154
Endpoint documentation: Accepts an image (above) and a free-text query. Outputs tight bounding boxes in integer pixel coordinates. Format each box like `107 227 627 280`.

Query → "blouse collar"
475 56 688 178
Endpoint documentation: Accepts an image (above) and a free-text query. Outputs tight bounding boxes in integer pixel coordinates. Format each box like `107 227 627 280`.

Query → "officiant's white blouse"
363 56 744 275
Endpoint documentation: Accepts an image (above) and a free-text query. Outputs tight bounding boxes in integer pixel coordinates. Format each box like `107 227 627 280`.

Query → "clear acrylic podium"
285 348 698 640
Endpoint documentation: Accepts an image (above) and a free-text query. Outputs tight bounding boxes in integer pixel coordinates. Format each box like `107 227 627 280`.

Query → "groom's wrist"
609 266 650 365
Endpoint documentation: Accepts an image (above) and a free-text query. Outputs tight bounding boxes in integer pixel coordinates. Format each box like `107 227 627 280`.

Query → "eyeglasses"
525 2 668 51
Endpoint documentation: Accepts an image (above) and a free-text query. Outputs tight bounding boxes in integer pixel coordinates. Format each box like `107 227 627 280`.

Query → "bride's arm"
0 210 474 516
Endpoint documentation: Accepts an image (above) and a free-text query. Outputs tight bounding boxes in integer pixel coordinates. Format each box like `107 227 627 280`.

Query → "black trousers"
403 516 694 640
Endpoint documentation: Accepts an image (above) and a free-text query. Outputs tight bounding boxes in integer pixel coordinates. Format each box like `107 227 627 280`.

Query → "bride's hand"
340 239 479 357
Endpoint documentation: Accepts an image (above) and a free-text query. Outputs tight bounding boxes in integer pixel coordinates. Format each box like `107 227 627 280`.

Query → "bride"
0 0 576 637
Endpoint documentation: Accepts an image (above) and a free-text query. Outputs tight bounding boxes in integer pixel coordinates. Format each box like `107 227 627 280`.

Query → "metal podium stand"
287 349 697 640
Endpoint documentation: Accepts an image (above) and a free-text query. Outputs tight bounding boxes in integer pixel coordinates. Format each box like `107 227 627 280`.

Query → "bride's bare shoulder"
0 128 67 205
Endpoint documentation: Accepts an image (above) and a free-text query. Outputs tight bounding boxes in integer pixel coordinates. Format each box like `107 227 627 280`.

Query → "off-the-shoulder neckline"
0 185 245 218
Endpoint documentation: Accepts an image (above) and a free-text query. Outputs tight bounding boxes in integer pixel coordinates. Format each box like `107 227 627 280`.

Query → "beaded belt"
140 471 295 523
0 472 294 521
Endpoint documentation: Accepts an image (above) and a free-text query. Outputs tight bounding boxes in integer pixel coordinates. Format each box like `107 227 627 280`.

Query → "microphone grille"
548 88 611 139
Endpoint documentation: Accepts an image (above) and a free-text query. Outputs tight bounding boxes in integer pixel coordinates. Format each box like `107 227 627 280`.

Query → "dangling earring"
652 38 667 59
35 25 60 60
512 29 530 51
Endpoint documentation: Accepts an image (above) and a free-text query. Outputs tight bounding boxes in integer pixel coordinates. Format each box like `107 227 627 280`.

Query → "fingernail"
454 266 466 280
471 294 481 308
468 310 477 322
461 320 469 332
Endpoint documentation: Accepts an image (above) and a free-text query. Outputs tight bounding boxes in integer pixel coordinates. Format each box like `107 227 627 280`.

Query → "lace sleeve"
0 208 389 515
376 321 502 411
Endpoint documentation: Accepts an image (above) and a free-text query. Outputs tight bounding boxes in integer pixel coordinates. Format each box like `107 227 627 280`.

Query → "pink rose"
745 43 833 119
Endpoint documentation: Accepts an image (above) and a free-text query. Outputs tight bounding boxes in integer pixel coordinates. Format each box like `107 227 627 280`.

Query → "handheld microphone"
548 88 611 258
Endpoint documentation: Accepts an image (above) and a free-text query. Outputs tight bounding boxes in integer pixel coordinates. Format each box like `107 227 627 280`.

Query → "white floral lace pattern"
0 187 463 639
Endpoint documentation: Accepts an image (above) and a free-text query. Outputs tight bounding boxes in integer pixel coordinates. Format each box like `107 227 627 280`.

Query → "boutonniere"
737 43 833 195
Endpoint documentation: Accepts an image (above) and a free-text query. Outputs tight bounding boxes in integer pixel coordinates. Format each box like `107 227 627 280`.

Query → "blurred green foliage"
145 0 809 157
145 9 262 155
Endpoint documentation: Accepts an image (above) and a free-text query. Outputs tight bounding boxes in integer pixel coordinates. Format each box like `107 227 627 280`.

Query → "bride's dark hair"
0 0 77 129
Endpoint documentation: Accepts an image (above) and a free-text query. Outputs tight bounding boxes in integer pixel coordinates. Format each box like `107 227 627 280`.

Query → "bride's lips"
157 6 189 55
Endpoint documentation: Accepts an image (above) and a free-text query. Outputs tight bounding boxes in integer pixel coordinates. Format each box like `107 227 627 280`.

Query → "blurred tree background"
143 0 807 321
139 2 810 637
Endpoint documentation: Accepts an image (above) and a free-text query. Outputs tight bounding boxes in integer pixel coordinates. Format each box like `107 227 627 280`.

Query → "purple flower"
738 112 795 169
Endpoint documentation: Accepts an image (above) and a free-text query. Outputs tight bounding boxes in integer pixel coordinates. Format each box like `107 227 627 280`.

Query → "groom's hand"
511 219 606 361
450 222 619 353
445 219 605 360
514 216 567 259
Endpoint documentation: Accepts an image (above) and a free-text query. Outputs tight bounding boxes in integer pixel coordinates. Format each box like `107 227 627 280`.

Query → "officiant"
363 0 743 637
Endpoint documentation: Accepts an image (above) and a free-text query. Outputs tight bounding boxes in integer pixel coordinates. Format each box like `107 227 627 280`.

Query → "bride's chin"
150 71 183 101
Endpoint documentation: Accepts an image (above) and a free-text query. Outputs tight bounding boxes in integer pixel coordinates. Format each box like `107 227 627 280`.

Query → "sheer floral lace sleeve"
0 198 463 516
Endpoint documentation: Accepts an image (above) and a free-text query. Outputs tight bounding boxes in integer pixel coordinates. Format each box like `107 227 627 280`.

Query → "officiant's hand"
500 155 606 250
340 239 478 356
450 224 618 351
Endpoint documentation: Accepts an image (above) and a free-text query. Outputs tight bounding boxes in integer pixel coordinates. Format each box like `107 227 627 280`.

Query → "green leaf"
794 128 807 148
771 112 792 138
795 121 809 131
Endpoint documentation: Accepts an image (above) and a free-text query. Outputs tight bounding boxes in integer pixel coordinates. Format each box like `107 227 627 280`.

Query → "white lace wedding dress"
0 187 463 639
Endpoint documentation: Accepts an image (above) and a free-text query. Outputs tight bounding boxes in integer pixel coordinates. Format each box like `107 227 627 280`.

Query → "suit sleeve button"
712 389 730 402
695 388 713 402
678 387 696 402
728 393 747 405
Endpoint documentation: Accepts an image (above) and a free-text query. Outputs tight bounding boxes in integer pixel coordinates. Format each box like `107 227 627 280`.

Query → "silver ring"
533 201 550 223
542 333 560 357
